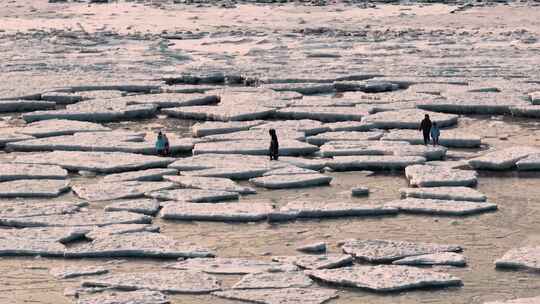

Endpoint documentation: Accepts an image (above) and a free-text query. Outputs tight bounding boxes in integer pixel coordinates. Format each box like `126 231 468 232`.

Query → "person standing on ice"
163 133 171 156
430 122 440 146
155 131 166 156
419 114 432 145
269 129 279 161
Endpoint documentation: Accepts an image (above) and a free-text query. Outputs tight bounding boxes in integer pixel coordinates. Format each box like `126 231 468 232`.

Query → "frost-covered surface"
341 239 462 263
417 92 529 114
121 93 219 108
166 257 297 274
193 140 318 156
320 140 446 160
249 173 332 189
382 129 482 148
328 155 426 171
253 119 329 136
0 200 86 219
393 252 467 267
81 270 221 293
233 271 313 289
14 151 175 173
165 175 256 194
306 265 462 292
68 232 214 258
104 199 161 215
77 290 170 304
73 181 177 201
160 202 273 222
263 166 319 176
0 163 67 181
363 109 458 129
405 165 478 187
213 288 338 304
199 129 305 142
0 179 71 198
469 147 540 170
85 224 159 240
103 168 178 182
400 186 487 202
18 119 110 138
495 246 540 271
273 254 353 270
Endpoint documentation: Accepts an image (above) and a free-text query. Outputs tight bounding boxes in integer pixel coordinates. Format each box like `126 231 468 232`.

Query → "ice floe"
306 131 384 146
77 290 169 304
468 147 540 170
273 254 353 270
14 151 175 173
340 239 462 263
232 271 313 289
104 199 161 215
166 257 297 274
393 252 467 267
276 107 367 122
0 179 70 198
213 288 338 304
249 173 332 189
17 119 110 138
160 202 272 222
103 168 178 182
73 181 176 201
81 270 220 293
306 265 462 292
400 186 487 202
147 188 239 202
165 176 256 194
381 129 481 148
193 140 318 156
0 163 67 181
50 266 109 279
405 165 478 187
495 246 540 271
363 109 458 129
328 155 426 171
192 120 265 137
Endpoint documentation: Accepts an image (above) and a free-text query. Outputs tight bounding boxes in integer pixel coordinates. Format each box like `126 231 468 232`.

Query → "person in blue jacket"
430 122 440 146
155 131 166 156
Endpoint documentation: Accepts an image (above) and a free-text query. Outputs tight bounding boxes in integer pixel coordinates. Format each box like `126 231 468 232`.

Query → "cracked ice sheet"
306 265 462 292
363 109 458 129
405 164 478 187
213 288 338 304
0 210 151 228
165 176 256 194
17 119 111 138
340 239 462 263
249 173 332 189
14 151 175 173
163 105 275 121
0 179 71 198
198 129 306 143
81 270 220 293
193 140 318 156
77 290 170 304
160 201 272 222
253 119 330 136
0 163 67 181
400 186 487 202
73 181 177 201
165 257 298 274
85 224 160 240
275 106 367 122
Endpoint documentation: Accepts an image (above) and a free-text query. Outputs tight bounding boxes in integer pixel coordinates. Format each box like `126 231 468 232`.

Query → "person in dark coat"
419 114 432 145
269 129 279 161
